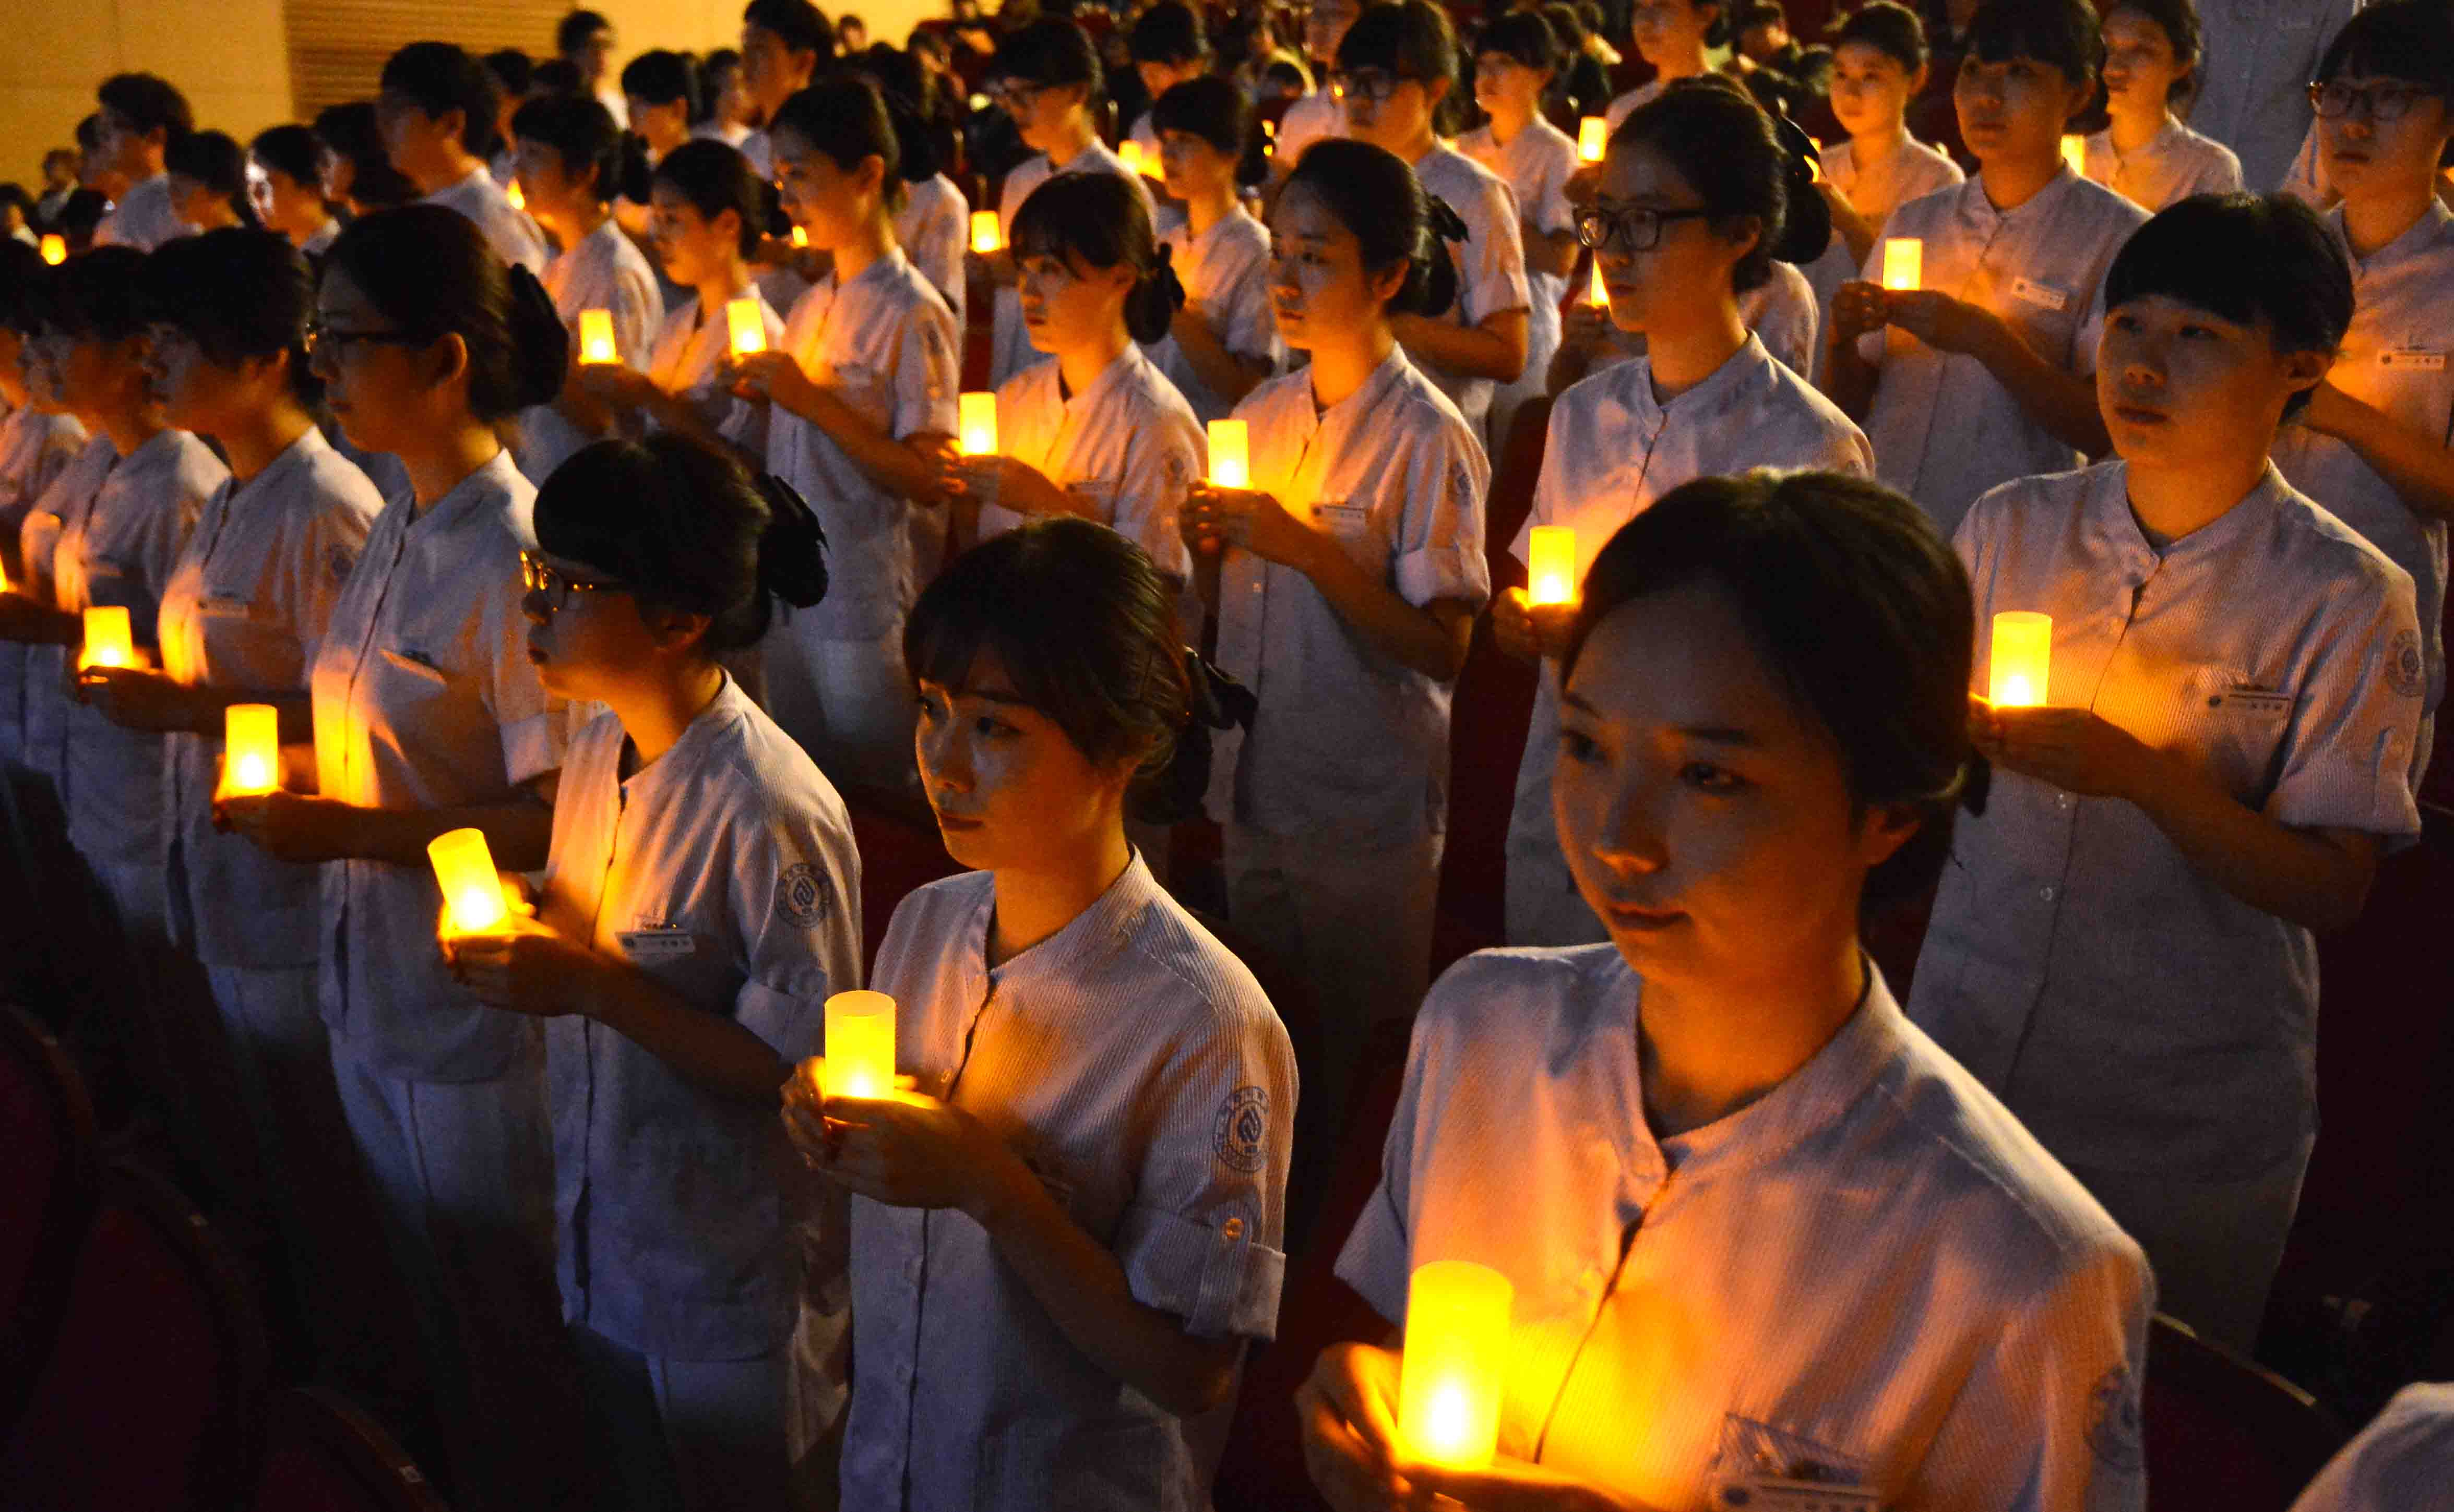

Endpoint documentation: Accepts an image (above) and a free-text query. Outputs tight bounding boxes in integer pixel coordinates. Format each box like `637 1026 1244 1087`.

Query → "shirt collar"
225 426 329 512
1063 344 1149 416
2081 456 2291 565
2328 198 2454 275
974 848 1168 994
1309 344 1414 424
1957 161 2081 227
117 426 190 478
615 673 754 806
416 448 521 532
1613 331 1773 428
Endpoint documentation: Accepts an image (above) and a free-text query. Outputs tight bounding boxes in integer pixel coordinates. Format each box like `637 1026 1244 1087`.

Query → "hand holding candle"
1397 1261 1512 1470
1207 419 1249 489
1988 611 2052 707
725 297 768 358
428 826 510 936
79 606 132 671
823 990 898 1099
577 309 618 365
221 704 280 797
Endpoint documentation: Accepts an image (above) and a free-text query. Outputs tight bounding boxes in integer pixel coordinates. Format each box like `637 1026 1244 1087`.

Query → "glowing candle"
1881 237 1922 292
576 309 618 365
1526 526 1576 607
1588 257 1608 306
1988 611 2053 707
725 297 767 358
823 989 897 1099
1118 139 1148 175
221 703 280 797
427 827 509 936
79 606 132 670
1207 419 1249 488
958 392 998 456
1397 1261 1513 1470
790 223 809 248
39 234 65 266
1577 116 1607 162
506 179 526 211
2061 134 2087 174
970 209 1003 254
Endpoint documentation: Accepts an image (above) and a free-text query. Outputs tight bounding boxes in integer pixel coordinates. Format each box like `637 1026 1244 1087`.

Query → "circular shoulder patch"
1212 1085 1271 1174
325 543 355 584
2087 1361 2145 1474
775 862 830 929
2388 627 2426 700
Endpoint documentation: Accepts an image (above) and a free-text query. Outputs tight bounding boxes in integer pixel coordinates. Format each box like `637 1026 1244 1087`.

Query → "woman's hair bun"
504 262 570 410
754 472 830 608
1770 112 1833 265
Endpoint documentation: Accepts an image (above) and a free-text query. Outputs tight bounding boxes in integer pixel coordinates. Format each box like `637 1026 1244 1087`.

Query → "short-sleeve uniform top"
2080 117 2244 211
2272 201 2454 777
1272 86 1344 172
56 429 223 889
1147 205 1282 426
93 174 197 251
648 287 786 461
521 218 663 487
541 679 863 1361
841 854 1296 1512
158 428 382 967
1457 117 1579 369
0 406 88 761
425 165 551 275
1911 462 2424 1181
1339 946 2153 1511
2188 0 2361 194
1409 144 1534 431
311 451 568 1083
15 436 119 793
2289 1383 2454 1512
1857 168 2149 539
990 142 1154 388
766 248 962 644
892 172 970 327
983 346 1202 579
1208 351 1492 846
1801 135 1964 383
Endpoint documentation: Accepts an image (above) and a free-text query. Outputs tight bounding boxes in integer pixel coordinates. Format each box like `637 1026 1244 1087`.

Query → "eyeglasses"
1329 69 1415 104
2308 79 2444 122
303 319 430 357
987 80 1054 114
1575 202 1717 252
520 550 630 613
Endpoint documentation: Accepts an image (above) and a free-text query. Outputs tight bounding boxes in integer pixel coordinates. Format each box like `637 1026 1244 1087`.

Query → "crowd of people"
3 0 2451 1507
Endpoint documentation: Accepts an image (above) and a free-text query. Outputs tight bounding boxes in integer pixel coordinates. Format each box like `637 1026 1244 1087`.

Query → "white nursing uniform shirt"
1458 118 1578 393
2291 1383 2454 1512
93 173 198 251
765 248 961 645
159 428 381 967
990 141 1153 387
1912 462 2424 1181
1339 945 2153 1511
841 854 1296 1512
2081 117 2244 211
1272 86 1344 171
983 346 1201 577
1601 78 1663 133
1859 168 2148 539
56 429 222 900
1409 143 1533 431
1147 205 1281 426
424 165 550 274
311 451 567 1083
648 288 784 461
2188 0 2362 193
541 680 862 1361
15 436 118 793
1208 350 1491 845
520 218 662 487
1507 337 1872 943
892 172 969 326
2273 201 2454 778
1802 136 1964 385
0 408 88 761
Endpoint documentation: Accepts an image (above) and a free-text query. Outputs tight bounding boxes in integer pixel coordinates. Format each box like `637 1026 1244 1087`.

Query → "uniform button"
2039 885 2057 902
1579 1265 1605 1296
1221 1217 1246 1241
2057 794 2075 810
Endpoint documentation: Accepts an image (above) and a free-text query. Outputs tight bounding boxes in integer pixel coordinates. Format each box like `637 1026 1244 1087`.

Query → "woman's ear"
1716 212 1766 266
426 329 473 393
1857 800 1923 873
645 604 716 655
859 152 888 198
2282 345 2333 398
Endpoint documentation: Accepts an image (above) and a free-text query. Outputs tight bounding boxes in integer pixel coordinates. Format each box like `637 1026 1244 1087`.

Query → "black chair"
248 1386 449 1512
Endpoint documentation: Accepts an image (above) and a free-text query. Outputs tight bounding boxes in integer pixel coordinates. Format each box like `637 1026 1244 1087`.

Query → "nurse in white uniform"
1302 470 2151 1512
728 77 959 790
860 46 968 326
1267 0 1358 186
2272 1 2454 785
452 437 856 1512
2189 0 2362 195
945 171 1202 577
91 74 200 252
1803 3 1964 384
1601 0 1720 131
0 245 89 762
509 95 662 488
1499 79 1874 948
1338 2 1532 439
1182 138 1489 1141
1912 195 2425 1354
249 126 346 257
579 141 784 466
218 205 586 1512
1459 13 1580 450
980 19 1155 388
1825 0 2148 541
1148 77 1281 426
379 42 551 275
1124 1 1211 233
2292 1383 2454 1512
84 231 392 1381
781 517 1296 1512
2082 0 2244 211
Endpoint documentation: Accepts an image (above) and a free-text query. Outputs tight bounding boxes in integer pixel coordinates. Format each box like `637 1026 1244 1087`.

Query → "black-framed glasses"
303 319 431 357
987 79 1054 114
2308 79 2444 122
1575 203 1716 252
520 550 630 613
1329 68 1415 104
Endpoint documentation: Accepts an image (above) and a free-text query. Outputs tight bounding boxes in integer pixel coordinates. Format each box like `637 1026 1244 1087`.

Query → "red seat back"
249 1387 447 1512
0 1004 98 1426
843 790 966 977
0 1162 268 1512
2144 1313 2344 1511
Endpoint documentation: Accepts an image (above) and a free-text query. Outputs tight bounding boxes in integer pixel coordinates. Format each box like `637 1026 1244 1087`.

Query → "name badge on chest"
2010 276 2071 313
1311 500 1369 532
2380 349 2446 373
1711 1478 1880 1511
617 925 698 961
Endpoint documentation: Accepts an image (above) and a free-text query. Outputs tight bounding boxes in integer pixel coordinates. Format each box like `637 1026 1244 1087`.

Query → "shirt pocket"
829 359 894 427
1306 497 1387 573
369 644 463 728
195 593 300 688
2182 664 2293 802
